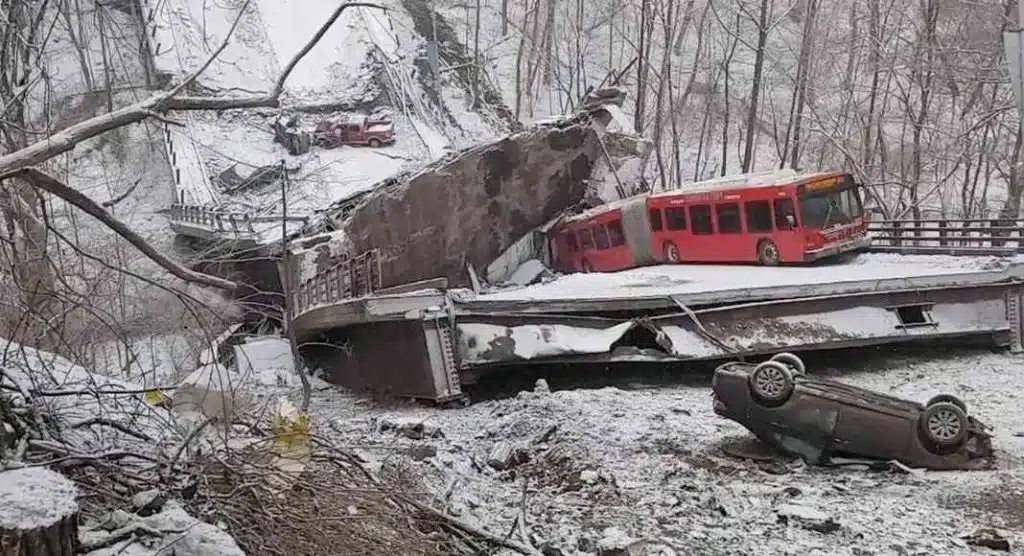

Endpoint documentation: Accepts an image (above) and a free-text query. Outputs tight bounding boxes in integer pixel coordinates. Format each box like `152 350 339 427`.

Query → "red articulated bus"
550 169 871 273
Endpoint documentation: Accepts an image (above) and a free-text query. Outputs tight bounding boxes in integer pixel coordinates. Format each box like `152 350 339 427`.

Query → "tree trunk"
741 0 771 173
787 0 817 169
0 467 80 556
720 13 741 177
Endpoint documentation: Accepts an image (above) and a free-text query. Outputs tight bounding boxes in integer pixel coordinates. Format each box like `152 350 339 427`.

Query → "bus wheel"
663 242 681 263
757 239 781 266
581 260 594 273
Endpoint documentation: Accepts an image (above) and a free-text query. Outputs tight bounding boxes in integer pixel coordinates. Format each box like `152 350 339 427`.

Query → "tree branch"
3 168 238 291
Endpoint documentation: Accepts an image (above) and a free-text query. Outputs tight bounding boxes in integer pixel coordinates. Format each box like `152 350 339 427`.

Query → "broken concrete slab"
284 100 647 293
486 441 529 471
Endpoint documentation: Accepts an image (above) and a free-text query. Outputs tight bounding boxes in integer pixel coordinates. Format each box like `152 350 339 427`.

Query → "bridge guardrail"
292 249 382 315
868 219 1024 256
168 203 310 235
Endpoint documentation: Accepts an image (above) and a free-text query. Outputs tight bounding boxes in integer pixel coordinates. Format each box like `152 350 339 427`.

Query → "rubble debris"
404 444 438 461
379 417 444 439
775 503 841 534
534 378 551 395
962 527 1011 551
505 259 554 287
272 114 312 156
486 441 529 471
596 527 645 556
215 162 286 194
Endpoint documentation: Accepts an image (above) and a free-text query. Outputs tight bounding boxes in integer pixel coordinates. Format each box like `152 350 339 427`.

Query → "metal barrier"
168 203 310 236
868 219 1024 256
292 249 382 315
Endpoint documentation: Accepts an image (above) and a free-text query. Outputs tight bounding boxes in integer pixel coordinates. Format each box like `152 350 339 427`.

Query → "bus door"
769 192 804 261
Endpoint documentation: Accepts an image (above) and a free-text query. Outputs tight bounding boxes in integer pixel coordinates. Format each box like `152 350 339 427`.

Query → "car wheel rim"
927 408 962 441
755 367 787 398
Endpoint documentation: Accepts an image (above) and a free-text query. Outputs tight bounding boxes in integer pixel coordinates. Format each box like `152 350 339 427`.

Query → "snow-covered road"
304 346 1024 555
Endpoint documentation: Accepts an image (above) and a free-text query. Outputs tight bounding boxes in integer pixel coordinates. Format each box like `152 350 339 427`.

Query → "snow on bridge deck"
456 253 1024 312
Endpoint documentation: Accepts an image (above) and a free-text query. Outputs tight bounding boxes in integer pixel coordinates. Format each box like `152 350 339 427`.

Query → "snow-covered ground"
302 345 1024 555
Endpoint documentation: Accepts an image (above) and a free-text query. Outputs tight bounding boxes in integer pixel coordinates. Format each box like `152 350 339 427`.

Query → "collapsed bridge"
290 250 1024 404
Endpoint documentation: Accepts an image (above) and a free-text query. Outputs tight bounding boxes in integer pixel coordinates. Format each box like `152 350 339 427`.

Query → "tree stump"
0 467 79 555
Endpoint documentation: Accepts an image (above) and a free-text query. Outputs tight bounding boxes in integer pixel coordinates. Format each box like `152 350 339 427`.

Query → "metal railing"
868 219 1024 256
292 249 383 315
168 203 309 235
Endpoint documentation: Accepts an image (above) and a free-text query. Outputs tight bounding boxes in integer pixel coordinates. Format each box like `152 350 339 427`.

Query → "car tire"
664 241 681 263
748 361 795 405
368 138 382 147
925 394 967 413
919 402 970 450
757 239 781 266
770 352 806 375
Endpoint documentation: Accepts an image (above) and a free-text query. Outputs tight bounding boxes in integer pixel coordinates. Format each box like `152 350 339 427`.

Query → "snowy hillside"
147 0 515 215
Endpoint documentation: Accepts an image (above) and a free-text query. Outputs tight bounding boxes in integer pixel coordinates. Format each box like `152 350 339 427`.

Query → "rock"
580 470 600 484
532 424 558 445
776 503 841 534
132 489 167 517
597 527 645 555
379 417 443 439
486 441 529 471
405 444 438 461
962 527 1011 551
540 543 565 556
534 378 551 394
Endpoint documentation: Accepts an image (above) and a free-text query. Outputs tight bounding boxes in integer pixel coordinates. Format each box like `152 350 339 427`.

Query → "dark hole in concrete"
895 305 929 325
610 324 664 352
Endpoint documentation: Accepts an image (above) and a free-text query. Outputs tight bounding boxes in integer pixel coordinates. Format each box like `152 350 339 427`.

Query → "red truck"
314 114 395 148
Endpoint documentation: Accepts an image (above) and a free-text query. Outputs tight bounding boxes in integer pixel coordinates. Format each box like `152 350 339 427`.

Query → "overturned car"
711 353 993 470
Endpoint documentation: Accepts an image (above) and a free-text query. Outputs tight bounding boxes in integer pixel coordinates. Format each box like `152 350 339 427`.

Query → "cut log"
0 467 79 555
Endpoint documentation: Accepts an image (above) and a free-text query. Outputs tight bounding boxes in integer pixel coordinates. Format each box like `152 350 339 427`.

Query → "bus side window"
715 203 742 234
690 205 714 235
594 226 611 250
774 198 798 229
578 228 595 250
649 208 664 231
665 207 687 231
607 219 626 247
745 200 773 233
566 232 579 252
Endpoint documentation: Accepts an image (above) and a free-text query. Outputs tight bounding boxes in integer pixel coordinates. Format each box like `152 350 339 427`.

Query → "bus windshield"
799 186 863 230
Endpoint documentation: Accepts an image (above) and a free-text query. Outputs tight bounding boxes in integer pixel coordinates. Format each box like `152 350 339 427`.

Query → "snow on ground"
297 345 1024 555
188 110 422 216
473 253 1019 303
